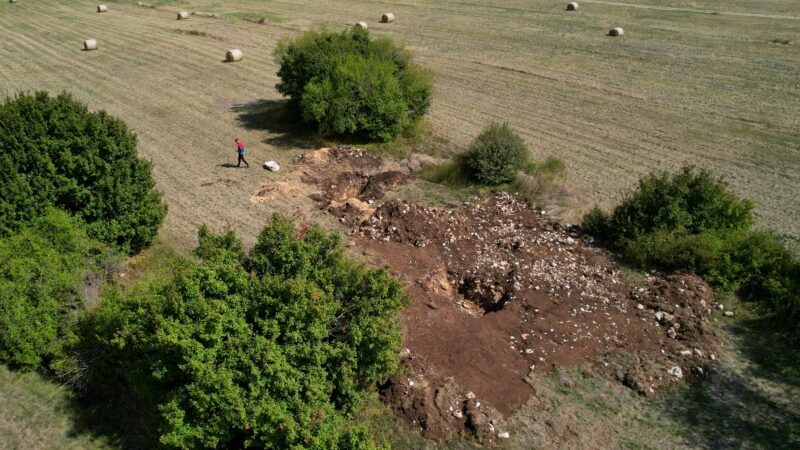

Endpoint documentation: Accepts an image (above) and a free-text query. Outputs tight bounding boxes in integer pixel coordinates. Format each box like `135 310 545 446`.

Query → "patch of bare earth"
257 148 722 444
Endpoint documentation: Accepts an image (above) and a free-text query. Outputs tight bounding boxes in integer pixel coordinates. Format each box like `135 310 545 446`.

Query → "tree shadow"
654 318 800 449
655 363 800 448
230 99 325 150
727 315 800 388
61 375 160 450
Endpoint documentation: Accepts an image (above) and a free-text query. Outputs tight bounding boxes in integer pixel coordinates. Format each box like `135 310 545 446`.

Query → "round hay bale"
97 4 108 12
355 21 368 30
83 39 98 51
177 10 190 20
609 27 624 36
381 12 395 23
566 2 578 11
226 48 243 62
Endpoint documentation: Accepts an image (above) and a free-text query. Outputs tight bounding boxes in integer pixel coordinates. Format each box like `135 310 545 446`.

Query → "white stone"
668 366 684 379
498 431 510 439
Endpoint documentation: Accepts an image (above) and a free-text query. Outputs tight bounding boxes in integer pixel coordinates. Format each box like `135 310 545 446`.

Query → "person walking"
235 138 250 168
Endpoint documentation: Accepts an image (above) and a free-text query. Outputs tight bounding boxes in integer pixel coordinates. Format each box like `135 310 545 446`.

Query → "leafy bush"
589 166 753 241
463 122 530 185
0 91 166 254
86 214 407 448
301 55 409 142
274 27 433 142
0 209 104 370
584 166 799 334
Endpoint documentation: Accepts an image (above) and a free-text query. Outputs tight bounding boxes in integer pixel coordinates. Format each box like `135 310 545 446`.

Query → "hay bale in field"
226 48 243 62
177 10 190 20
381 12 395 23
10 0 19 3
83 39 98 51
566 2 578 11
355 21 368 30
97 4 108 12
608 27 624 36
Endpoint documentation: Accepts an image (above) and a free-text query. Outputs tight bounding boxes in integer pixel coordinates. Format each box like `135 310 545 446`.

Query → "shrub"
274 28 433 142
0 91 166 254
301 55 409 142
595 166 753 241
584 165 799 335
0 209 104 370
463 122 530 185
85 214 407 448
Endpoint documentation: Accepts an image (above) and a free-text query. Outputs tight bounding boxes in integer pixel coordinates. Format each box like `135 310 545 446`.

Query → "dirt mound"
316 170 412 204
250 147 410 208
345 193 720 443
296 146 381 171
296 146 413 220
380 362 505 446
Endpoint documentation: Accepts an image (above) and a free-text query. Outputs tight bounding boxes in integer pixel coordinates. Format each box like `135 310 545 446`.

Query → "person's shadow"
218 163 239 169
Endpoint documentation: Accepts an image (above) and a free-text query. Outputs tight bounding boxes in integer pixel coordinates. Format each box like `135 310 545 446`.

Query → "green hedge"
0 91 166 254
85 214 405 448
274 27 433 142
583 166 799 334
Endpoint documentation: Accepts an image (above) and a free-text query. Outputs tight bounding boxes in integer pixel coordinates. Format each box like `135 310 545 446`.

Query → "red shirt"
236 140 245 152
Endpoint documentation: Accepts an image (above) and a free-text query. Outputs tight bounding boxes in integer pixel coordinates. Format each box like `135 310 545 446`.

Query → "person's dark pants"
237 153 249 167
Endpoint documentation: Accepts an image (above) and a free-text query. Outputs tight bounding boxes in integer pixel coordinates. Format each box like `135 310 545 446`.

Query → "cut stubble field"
1 0 798 251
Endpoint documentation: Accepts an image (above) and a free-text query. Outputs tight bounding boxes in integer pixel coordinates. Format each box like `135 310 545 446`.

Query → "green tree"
0 91 166 254
87 215 407 448
301 55 409 142
274 28 433 142
0 209 104 370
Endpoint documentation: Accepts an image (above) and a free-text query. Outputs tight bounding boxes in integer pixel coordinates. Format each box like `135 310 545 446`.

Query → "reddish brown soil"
296 148 720 444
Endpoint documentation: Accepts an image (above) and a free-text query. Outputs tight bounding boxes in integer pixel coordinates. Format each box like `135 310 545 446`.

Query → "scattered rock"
668 366 684 379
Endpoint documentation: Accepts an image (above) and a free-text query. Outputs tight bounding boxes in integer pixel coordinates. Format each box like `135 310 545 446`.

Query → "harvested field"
1 0 799 447
0 0 798 251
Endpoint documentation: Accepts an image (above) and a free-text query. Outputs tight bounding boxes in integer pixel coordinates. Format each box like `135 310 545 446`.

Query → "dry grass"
1 0 797 252
0 366 111 449
0 2 798 446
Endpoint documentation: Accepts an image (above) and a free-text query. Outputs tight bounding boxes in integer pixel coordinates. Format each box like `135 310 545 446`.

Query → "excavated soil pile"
338 193 720 443
250 147 412 207
298 147 413 225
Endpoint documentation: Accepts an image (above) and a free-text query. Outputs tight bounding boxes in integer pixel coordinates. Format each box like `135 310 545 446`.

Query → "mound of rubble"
252 148 722 445
342 193 720 443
